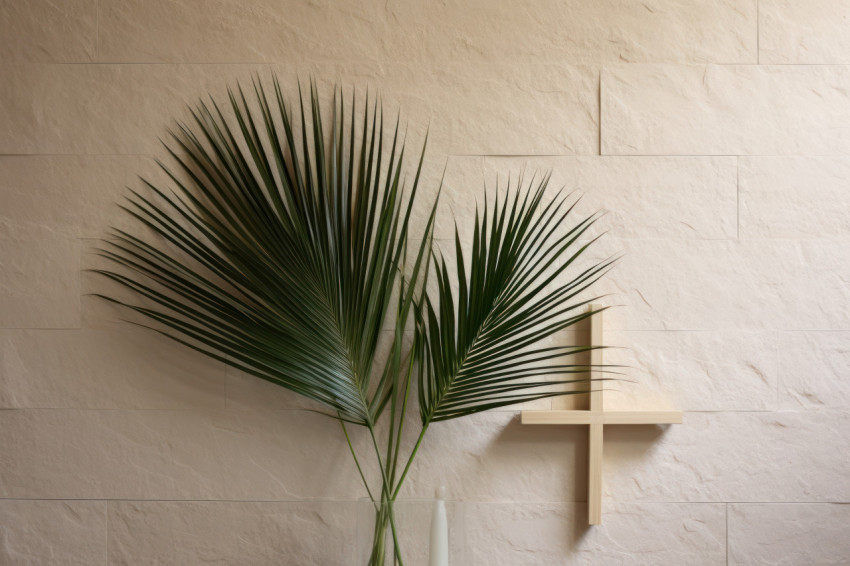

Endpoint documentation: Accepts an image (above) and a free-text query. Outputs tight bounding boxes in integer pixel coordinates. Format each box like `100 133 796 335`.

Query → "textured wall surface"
2 1 850 564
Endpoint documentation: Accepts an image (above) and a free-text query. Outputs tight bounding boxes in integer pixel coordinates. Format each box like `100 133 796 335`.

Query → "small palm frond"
92 77 436 426
416 174 616 423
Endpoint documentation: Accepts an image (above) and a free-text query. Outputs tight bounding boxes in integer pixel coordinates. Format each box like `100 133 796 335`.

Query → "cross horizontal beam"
521 410 683 426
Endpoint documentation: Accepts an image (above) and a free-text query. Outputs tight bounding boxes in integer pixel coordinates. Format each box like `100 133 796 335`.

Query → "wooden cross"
520 305 682 525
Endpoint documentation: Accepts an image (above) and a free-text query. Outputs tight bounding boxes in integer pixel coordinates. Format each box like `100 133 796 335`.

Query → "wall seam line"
736 156 740 239
105 499 110 566
94 0 99 62
757 0 761 65
598 67 603 156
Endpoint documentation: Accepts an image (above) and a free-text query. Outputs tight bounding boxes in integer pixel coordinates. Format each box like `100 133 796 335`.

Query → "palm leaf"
93 77 436 426
416 173 617 423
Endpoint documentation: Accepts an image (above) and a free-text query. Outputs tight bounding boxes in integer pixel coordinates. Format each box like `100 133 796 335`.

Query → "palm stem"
339 418 378 510
391 425 429 500
389 354 415 483
387 500 404 565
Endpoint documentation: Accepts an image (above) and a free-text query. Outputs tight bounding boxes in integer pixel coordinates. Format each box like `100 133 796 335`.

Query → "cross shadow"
494 414 677 548
492 416 589 503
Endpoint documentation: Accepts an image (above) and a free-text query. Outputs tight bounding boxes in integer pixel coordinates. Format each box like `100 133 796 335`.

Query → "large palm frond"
417 174 616 423
93 77 435 426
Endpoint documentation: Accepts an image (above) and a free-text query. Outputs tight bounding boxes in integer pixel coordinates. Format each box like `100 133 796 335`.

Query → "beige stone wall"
2 1 850 564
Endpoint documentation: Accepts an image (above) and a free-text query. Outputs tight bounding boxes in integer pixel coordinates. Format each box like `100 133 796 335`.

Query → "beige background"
2 1 850 564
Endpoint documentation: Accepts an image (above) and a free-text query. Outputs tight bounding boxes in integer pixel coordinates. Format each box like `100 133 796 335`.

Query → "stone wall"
2 1 849 564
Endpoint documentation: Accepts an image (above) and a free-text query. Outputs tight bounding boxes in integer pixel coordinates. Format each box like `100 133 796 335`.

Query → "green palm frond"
92 77 436 426
91 76 620 565
416 174 617 423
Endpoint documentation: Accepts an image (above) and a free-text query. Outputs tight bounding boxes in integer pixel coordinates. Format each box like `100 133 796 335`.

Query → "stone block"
0 236 80 328
108 500 356 566
0 0 96 62
602 65 850 155
0 500 106 566
604 411 850 502
437 155 737 241
97 0 757 65
382 0 756 66
760 0 850 63
400 412 589 502
728 503 850 565
739 156 850 238
598 238 850 331
465 502 726 565
605 330 778 411
776 331 850 410
0 62 597 157
0 409 365 500
0 328 225 409
0 155 161 240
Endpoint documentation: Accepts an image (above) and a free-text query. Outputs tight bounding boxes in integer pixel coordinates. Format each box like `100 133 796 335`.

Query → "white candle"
429 486 449 566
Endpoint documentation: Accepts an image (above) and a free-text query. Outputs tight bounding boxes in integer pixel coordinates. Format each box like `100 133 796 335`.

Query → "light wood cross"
520 305 682 525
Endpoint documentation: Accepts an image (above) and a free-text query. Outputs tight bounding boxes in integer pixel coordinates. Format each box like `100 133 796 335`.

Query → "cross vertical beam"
587 305 604 524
